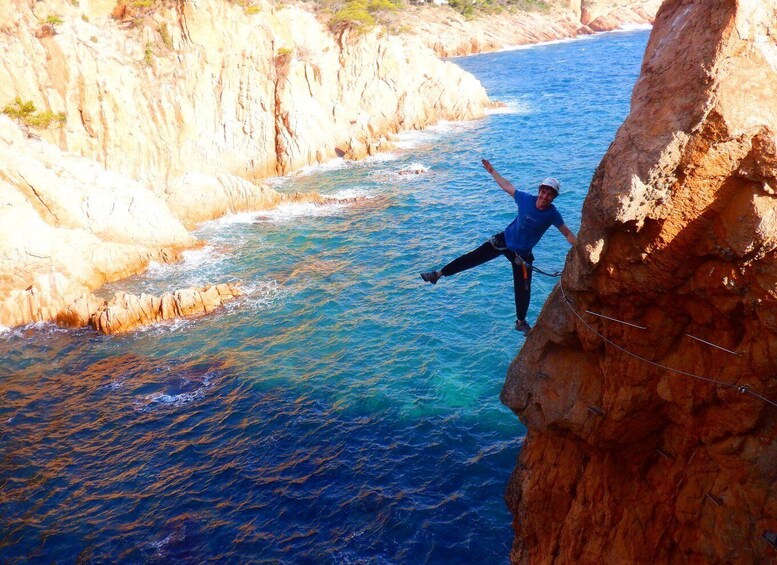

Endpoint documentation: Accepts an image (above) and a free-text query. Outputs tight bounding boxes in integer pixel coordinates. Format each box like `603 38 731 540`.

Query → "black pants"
440 232 534 321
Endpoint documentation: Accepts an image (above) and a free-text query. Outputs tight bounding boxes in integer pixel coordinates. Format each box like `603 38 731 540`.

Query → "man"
420 159 576 336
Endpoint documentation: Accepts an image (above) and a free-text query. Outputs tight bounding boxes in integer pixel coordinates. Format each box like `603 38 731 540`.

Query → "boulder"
88 283 242 334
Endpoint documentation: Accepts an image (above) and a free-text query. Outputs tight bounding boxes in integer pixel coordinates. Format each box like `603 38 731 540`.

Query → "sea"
0 28 650 563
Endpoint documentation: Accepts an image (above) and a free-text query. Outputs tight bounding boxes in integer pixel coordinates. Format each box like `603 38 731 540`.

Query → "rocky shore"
1 0 493 331
397 0 661 57
0 0 659 333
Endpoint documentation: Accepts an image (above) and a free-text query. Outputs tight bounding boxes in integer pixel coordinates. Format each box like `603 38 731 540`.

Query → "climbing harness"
512 253 562 278
558 283 777 410
488 233 562 285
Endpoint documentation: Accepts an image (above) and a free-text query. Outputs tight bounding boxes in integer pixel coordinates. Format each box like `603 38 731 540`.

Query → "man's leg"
510 255 533 333
440 240 502 277
421 239 501 283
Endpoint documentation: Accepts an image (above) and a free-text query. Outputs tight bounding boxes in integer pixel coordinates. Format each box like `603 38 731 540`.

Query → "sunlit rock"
502 1 777 563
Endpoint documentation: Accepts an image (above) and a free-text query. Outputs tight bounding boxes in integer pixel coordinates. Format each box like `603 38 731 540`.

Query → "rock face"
0 0 490 183
0 116 196 328
397 1 662 58
85 283 242 334
501 1 777 563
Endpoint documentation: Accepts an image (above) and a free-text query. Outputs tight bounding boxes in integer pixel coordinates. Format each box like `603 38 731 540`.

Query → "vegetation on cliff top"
112 0 554 35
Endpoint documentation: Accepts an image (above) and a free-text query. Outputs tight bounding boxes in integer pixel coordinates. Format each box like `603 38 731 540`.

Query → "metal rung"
705 492 723 506
655 448 672 460
585 310 647 330
587 406 605 417
685 333 740 356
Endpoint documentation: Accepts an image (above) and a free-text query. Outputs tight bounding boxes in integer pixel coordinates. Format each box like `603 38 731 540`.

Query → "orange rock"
87 283 241 334
502 0 777 563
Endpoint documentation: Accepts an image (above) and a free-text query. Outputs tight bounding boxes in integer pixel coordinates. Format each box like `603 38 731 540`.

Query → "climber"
420 159 576 336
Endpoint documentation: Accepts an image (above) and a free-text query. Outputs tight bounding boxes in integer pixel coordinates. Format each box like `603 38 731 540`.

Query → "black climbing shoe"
515 320 531 336
420 270 441 284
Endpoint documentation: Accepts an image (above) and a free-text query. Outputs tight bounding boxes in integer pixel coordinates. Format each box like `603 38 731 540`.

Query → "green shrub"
330 0 374 32
158 22 172 48
144 42 154 66
45 14 64 25
329 0 401 33
26 111 67 129
3 98 36 121
2 98 66 129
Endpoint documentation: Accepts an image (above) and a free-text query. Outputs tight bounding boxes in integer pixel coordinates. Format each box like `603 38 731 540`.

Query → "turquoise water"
0 30 649 562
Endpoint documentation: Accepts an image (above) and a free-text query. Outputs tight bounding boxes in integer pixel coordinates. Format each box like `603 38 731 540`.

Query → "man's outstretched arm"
481 159 516 197
559 224 577 245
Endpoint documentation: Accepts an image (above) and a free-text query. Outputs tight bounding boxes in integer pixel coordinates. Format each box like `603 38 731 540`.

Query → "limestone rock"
0 0 491 184
88 283 242 334
393 1 661 58
0 115 196 328
502 1 777 563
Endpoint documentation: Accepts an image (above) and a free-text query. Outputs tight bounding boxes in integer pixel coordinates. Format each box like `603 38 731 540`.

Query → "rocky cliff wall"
501 0 777 563
1 0 490 183
0 0 491 330
396 0 662 58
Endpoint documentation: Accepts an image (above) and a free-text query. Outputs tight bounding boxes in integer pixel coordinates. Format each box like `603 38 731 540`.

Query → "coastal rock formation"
502 0 777 563
398 0 661 58
0 0 492 330
0 0 490 183
81 283 242 334
0 115 196 328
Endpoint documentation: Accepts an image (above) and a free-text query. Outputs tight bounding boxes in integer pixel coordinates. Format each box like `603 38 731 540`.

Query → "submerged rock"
502 0 777 563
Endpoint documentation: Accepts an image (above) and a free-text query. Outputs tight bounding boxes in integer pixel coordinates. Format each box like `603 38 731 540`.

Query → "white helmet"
539 177 560 195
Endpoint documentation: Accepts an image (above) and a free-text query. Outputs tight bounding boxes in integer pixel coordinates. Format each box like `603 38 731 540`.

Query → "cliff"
395 0 662 58
0 0 491 329
501 0 777 563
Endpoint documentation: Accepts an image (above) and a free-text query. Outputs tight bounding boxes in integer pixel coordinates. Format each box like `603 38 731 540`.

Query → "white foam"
143 245 227 279
0 325 9 334
393 129 436 149
150 534 175 550
486 99 533 116
205 210 263 226
502 25 651 52
398 162 429 175
364 151 399 163
502 34 597 52
234 279 286 311
615 23 653 32
329 187 372 200
426 120 455 134
133 373 214 412
253 200 347 223
292 157 347 177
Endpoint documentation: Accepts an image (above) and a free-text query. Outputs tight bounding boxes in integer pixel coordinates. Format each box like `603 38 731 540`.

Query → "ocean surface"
0 29 649 563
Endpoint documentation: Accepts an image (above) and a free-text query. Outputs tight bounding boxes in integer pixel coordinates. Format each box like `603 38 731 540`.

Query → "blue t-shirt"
504 191 564 252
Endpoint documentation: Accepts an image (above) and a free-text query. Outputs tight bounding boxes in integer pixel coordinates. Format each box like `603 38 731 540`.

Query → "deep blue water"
0 30 649 563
